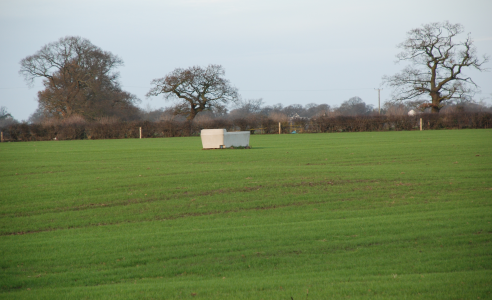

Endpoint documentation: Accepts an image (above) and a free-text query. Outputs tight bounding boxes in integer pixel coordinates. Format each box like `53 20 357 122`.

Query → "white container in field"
223 131 250 148
200 129 250 149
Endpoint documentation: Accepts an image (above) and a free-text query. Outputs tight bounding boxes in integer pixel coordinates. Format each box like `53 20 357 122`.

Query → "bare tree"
282 104 305 118
229 98 264 118
336 97 374 116
0 106 12 120
382 21 489 113
19 36 139 120
0 106 17 127
305 103 331 118
146 65 239 120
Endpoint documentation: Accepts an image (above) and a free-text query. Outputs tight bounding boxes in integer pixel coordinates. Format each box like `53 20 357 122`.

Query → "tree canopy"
146 65 239 120
382 21 489 113
337 97 374 116
19 36 140 120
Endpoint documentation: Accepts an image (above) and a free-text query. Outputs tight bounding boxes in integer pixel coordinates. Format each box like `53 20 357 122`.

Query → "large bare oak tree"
146 65 239 120
19 36 139 120
382 21 489 113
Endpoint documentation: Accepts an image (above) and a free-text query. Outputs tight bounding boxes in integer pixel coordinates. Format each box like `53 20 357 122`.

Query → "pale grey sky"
1 0 491 120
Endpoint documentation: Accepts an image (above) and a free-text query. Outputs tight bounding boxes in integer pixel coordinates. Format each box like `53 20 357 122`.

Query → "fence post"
420 118 422 131
0 132 3 142
278 122 281 134
139 127 142 139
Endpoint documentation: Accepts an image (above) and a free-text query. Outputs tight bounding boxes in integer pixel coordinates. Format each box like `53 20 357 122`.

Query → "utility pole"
375 88 383 115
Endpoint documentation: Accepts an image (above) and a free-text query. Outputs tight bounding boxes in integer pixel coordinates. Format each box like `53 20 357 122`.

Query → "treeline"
2 98 492 142
2 111 491 142
7 34 491 143
138 97 492 122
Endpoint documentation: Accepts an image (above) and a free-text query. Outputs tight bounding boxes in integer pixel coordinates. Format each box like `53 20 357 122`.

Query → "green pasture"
1 130 491 299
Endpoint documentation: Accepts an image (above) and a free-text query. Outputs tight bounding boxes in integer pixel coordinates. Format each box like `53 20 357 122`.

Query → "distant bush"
1 112 491 142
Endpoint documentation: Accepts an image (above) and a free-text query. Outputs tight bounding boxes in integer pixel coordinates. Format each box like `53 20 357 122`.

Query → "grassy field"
1 130 491 299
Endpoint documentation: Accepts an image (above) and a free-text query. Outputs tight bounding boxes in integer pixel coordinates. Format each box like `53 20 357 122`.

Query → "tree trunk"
430 91 441 113
187 111 196 121
187 103 197 121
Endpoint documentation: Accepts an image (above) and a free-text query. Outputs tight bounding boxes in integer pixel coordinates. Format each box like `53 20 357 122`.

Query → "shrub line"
1 112 490 141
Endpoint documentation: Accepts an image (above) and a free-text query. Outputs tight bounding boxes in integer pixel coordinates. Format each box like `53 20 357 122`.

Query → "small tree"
146 65 239 120
382 21 489 113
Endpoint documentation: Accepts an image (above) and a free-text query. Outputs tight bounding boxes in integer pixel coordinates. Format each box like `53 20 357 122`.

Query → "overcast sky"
1 0 491 121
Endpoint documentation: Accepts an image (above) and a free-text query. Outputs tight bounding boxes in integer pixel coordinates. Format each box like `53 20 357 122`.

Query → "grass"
0 130 491 299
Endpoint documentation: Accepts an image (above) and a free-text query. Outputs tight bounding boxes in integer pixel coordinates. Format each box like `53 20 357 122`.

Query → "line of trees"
3 93 492 131
137 97 492 124
5 21 489 131
2 110 491 142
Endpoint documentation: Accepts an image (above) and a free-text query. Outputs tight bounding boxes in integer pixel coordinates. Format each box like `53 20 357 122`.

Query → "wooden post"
420 118 422 131
0 132 3 142
279 122 281 134
139 127 142 139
